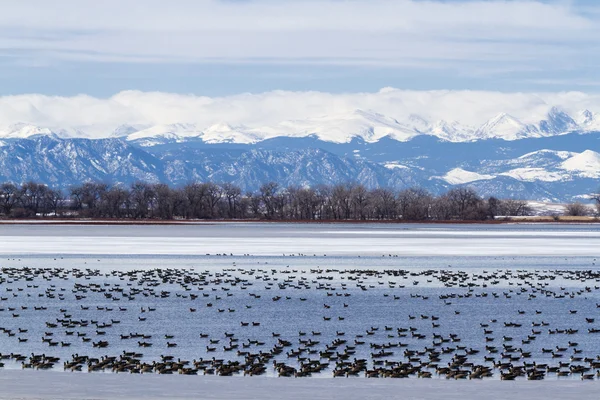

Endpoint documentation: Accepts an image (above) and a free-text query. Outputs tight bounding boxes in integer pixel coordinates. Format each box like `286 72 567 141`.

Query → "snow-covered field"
527 201 597 216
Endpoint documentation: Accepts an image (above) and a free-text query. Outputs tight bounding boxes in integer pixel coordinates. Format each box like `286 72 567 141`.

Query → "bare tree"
351 184 369 220
153 184 177 220
446 187 487 220
222 183 242 219
398 188 432 220
565 202 590 217
260 182 279 219
0 183 21 216
70 182 108 217
204 183 223 219
20 181 49 216
331 184 352 220
44 188 64 217
499 199 531 217
593 188 600 216
370 188 397 220
101 186 130 218
246 191 262 218
487 196 500 220
284 186 301 220
313 185 332 220
183 182 207 219
129 181 155 219
429 194 453 221
296 187 320 220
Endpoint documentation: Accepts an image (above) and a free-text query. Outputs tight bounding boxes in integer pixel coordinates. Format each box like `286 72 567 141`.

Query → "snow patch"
202 123 262 144
518 149 575 160
384 162 409 170
559 150 600 178
499 168 568 182
126 123 201 142
439 168 495 185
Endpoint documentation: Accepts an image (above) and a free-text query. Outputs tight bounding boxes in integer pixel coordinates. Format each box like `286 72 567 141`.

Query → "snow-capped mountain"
0 105 599 202
474 113 539 141
0 126 598 202
0 123 55 139
560 150 600 178
539 107 579 135
4 106 596 146
268 109 422 144
125 123 202 146
117 106 597 146
120 110 425 146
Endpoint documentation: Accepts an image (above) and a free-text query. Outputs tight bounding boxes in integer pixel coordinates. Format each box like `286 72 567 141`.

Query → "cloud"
1 88 599 137
0 0 597 73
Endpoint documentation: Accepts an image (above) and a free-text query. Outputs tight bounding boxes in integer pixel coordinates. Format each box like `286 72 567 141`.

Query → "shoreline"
0 217 598 226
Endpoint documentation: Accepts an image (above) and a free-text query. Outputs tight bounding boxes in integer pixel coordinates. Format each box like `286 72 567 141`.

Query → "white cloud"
0 0 597 72
1 88 600 137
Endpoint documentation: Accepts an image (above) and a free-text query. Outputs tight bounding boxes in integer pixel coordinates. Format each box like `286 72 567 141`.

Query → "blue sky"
0 0 599 96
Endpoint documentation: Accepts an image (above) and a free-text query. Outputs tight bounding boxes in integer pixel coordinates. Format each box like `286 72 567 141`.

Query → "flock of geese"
1 255 600 380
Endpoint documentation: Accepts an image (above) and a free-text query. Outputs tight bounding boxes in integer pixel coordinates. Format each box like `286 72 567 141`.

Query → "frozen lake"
1 222 600 399
1 222 600 256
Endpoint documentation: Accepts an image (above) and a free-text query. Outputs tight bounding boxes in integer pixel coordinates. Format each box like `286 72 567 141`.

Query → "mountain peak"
578 109 594 125
202 123 261 144
0 123 55 139
475 113 539 140
112 124 146 138
540 107 578 134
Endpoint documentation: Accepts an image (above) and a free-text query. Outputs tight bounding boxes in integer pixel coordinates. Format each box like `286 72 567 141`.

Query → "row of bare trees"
1 180 597 220
0 182 63 217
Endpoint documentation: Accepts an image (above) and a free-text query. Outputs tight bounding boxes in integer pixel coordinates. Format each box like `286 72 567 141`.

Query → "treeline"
0 180 547 221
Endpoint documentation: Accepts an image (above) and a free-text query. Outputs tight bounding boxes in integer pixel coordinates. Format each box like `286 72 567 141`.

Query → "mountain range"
0 107 599 202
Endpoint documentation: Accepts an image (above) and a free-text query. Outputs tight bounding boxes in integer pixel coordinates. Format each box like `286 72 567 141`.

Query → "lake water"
1 222 600 382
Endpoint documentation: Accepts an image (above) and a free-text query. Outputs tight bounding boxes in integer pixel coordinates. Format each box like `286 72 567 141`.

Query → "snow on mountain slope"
499 168 569 182
201 123 263 144
111 124 150 138
474 113 540 141
0 131 599 201
126 123 202 146
0 123 90 139
123 109 425 145
437 168 495 185
121 106 594 146
478 149 600 182
0 124 55 139
559 150 600 178
517 149 574 160
427 121 474 142
575 109 600 131
384 162 410 170
4 104 599 145
540 107 578 134
269 109 421 143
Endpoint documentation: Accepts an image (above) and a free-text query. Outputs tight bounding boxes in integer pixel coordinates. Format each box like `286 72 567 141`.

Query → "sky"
0 0 599 135
0 0 599 97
